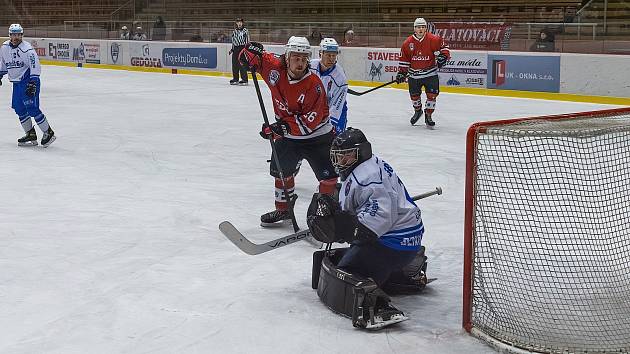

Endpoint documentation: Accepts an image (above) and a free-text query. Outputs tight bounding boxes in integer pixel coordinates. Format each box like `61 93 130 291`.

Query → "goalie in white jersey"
310 38 348 134
307 127 428 329
0 24 55 147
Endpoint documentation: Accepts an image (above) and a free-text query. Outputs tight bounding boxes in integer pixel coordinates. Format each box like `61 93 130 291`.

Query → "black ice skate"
229 79 239 85
41 127 56 148
410 110 423 125
424 110 435 127
17 127 38 146
260 209 291 227
238 80 248 86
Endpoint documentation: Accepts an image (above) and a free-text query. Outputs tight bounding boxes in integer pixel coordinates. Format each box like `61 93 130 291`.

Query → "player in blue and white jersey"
307 128 428 328
310 38 348 134
0 24 56 147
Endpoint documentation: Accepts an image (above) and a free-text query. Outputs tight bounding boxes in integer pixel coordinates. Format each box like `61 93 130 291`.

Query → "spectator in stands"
190 32 204 42
530 29 555 52
133 26 147 41
152 16 166 41
120 26 130 40
342 28 355 46
309 29 323 45
217 32 230 43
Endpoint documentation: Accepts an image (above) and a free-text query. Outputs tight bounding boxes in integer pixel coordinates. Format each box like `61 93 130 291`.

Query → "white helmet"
414 18 427 27
9 23 23 35
319 38 339 53
285 36 311 57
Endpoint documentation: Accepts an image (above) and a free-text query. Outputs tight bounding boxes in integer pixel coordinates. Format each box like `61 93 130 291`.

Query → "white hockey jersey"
0 40 41 82
310 59 348 128
339 155 424 251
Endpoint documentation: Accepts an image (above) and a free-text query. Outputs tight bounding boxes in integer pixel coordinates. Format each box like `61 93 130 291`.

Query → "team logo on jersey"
269 70 280 86
409 43 414 51
345 179 352 196
327 81 332 92
110 43 120 64
316 85 322 95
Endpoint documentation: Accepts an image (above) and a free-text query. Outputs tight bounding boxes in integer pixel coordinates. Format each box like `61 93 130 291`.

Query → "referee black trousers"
231 45 248 82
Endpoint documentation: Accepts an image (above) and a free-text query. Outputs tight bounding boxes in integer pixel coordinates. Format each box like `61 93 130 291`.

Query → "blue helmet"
9 23 23 35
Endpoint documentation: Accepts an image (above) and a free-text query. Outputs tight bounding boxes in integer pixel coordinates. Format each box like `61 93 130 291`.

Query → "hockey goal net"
463 107 630 353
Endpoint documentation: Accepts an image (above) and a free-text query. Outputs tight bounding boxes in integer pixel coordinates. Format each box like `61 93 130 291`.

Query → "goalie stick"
219 187 443 255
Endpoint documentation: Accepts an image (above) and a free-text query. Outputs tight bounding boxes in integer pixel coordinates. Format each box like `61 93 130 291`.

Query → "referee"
230 18 249 85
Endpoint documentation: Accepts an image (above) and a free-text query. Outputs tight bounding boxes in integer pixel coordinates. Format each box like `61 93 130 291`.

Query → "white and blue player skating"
310 38 348 134
0 23 56 147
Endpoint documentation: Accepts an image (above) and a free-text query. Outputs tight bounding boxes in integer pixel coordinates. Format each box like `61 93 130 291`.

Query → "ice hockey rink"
0 65 620 354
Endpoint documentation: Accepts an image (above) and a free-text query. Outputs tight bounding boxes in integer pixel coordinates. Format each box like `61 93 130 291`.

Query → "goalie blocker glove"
239 42 264 70
307 193 378 244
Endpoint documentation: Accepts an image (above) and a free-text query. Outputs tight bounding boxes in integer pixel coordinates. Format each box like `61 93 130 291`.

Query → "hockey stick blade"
219 221 311 255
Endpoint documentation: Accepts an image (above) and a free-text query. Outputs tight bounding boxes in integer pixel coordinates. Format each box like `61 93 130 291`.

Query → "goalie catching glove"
307 193 377 244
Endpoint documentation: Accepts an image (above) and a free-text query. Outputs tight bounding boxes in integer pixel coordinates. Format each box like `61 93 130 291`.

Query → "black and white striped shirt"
231 28 249 48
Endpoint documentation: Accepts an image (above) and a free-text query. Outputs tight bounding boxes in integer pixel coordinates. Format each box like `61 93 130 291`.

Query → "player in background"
239 36 338 226
395 18 450 127
310 38 348 135
0 24 56 147
307 128 428 328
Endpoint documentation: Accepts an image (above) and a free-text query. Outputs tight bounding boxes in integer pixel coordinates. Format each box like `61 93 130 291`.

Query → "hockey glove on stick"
395 69 408 84
259 120 290 139
25 79 38 97
239 42 264 70
436 53 448 68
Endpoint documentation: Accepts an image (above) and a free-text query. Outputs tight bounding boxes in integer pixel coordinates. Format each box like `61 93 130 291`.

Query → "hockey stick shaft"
219 187 443 255
411 187 442 201
347 80 396 96
251 68 300 232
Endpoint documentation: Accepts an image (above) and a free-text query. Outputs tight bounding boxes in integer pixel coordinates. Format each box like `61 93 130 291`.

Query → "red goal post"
463 107 630 353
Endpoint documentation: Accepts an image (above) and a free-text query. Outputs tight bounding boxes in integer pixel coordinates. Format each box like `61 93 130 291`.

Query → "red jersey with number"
398 33 450 79
260 53 331 139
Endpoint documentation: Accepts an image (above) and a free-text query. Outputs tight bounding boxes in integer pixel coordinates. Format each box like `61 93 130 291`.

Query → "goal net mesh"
470 111 630 353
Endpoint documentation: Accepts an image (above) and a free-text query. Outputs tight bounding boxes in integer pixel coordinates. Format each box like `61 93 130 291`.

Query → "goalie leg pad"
382 246 428 295
315 249 386 317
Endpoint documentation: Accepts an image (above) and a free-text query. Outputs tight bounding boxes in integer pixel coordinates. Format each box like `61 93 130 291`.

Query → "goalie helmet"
285 36 311 57
9 23 23 35
319 38 339 53
330 127 372 180
414 18 427 27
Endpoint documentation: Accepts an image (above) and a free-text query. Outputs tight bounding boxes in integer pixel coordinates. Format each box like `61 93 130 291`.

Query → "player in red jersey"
239 36 338 226
396 18 450 127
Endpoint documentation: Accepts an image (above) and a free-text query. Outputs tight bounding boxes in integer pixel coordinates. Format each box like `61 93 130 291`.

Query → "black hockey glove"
436 53 448 68
307 193 378 244
259 121 290 139
239 42 264 70
395 70 408 84
25 80 38 97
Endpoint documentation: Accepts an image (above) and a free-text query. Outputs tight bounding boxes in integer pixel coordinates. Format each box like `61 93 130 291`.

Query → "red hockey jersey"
259 53 331 139
398 33 450 79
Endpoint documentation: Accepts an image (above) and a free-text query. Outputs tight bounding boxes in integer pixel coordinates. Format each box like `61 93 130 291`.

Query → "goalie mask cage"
463 107 630 354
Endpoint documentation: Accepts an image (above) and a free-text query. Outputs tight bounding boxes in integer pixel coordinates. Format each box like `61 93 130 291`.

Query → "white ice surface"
0 66 617 354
